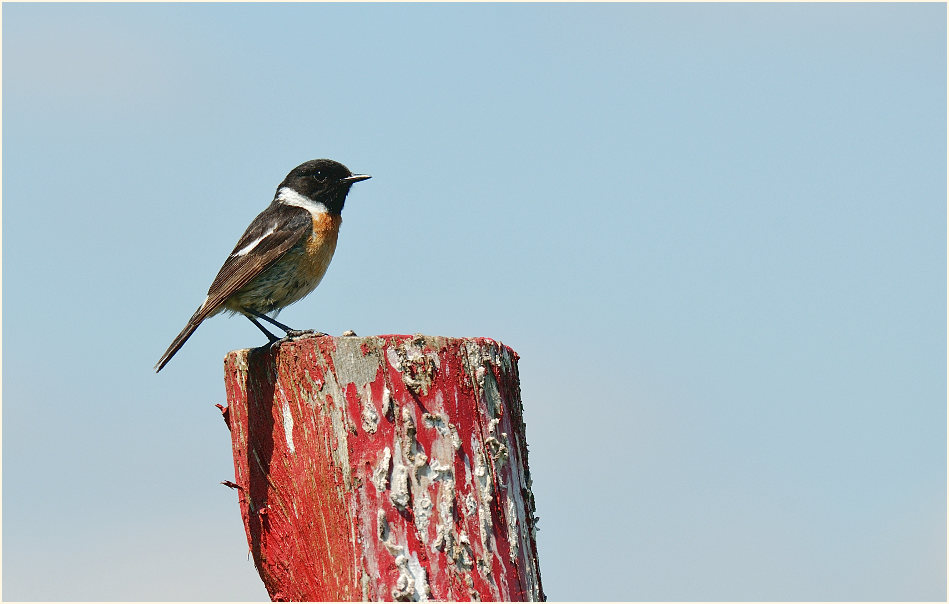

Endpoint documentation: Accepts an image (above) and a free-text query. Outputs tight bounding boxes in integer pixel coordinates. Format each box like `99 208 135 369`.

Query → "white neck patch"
276 187 330 216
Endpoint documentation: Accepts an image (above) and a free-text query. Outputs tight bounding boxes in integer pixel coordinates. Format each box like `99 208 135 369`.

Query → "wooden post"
221 334 544 601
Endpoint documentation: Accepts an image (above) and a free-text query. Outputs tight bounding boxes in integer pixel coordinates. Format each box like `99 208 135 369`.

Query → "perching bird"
155 159 370 372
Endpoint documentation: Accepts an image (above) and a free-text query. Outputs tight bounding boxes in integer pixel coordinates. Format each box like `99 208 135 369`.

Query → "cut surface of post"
222 334 544 602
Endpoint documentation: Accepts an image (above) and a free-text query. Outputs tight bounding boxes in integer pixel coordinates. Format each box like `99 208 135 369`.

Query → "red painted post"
221 334 544 601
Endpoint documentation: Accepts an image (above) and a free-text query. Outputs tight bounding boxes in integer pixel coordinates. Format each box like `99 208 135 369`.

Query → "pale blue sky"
3 2 945 601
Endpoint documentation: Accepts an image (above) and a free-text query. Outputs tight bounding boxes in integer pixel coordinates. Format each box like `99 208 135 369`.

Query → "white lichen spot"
414 494 434 537
372 447 392 493
465 493 478 517
472 439 494 552
386 347 405 372
392 554 415 601
450 424 462 451
406 552 430 601
362 396 380 434
390 464 410 509
388 338 439 395
281 401 295 454
506 496 519 563
458 533 475 570
382 386 393 418
378 510 429 602
432 496 453 552
432 486 472 571
422 412 450 436
428 460 453 482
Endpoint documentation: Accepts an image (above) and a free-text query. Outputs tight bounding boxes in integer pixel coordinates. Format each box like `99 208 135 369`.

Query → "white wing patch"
232 224 278 257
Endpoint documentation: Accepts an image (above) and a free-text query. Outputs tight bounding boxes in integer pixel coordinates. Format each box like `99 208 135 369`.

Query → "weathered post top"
221 334 544 602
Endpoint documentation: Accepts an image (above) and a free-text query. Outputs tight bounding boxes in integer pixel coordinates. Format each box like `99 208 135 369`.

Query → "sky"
2 2 946 601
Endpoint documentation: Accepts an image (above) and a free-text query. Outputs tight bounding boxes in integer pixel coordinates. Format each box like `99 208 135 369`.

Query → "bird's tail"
155 306 207 372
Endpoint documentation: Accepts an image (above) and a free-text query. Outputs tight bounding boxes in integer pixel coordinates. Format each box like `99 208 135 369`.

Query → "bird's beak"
343 174 371 184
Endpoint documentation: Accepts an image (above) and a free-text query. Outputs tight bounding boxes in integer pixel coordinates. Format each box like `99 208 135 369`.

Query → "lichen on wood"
222 334 544 602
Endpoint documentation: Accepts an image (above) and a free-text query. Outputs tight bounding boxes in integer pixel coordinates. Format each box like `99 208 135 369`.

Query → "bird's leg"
245 315 280 343
243 308 325 339
244 308 295 333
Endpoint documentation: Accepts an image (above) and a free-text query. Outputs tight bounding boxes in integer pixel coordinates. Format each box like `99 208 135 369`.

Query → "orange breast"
302 213 342 282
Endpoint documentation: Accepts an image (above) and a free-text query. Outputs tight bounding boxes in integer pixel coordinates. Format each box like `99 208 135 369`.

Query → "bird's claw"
259 329 328 349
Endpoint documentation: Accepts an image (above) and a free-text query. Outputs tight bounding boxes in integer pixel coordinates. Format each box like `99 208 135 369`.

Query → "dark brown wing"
155 203 311 372
202 203 312 314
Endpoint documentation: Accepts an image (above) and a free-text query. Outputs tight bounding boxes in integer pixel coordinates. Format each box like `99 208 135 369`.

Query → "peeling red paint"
223 334 543 601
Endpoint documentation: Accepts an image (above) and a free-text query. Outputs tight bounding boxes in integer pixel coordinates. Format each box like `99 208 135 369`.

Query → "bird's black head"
276 159 370 214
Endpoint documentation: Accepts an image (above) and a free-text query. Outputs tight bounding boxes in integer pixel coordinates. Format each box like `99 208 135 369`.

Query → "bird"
155 159 370 372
